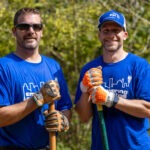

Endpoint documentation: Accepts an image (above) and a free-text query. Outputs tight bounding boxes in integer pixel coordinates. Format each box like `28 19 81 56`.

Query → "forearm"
115 97 150 118
0 98 38 127
75 93 93 123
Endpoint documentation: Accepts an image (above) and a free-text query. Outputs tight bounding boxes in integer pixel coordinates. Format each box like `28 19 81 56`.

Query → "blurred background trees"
0 0 149 149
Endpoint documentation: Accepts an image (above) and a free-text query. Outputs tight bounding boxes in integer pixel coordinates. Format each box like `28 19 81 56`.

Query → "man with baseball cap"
74 10 150 150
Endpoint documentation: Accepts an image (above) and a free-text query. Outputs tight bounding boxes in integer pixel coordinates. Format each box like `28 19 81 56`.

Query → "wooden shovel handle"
49 102 56 150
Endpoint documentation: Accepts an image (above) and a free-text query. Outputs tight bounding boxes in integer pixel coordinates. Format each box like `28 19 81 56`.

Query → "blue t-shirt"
0 53 72 149
75 53 150 150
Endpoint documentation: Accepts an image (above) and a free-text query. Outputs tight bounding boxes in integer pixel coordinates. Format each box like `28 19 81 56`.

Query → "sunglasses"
15 23 43 31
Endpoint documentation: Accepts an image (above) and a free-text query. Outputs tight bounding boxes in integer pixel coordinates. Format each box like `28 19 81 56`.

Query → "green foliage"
0 0 149 149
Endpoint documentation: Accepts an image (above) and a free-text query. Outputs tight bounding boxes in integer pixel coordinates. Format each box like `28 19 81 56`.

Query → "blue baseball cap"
98 10 126 31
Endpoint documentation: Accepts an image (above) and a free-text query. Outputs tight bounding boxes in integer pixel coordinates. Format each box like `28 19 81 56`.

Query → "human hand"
80 67 103 93
32 80 61 107
44 110 69 132
90 86 119 107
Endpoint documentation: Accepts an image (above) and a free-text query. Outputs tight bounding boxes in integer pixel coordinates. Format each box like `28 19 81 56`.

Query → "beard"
102 42 122 52
23 39 38 50
17 38 39 51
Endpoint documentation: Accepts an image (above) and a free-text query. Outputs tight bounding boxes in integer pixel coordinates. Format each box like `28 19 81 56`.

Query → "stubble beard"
24 41 38 50
18 39 39 51
103 43 122 53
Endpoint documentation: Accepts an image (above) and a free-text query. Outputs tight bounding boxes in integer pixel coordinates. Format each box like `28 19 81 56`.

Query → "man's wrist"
32 92 44 107
112 95 119 107
105 92 119 107
80 82 88 93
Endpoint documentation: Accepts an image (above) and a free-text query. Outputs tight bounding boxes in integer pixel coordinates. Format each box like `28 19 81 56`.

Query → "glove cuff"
80 82 88 93
112 94 119 107
32 92 44 107
62 113 69 132
105 92 119 107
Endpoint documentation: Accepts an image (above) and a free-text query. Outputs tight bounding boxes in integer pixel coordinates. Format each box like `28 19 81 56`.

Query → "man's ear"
39 28 43 38
41 32 43 37
12 27 16 37
98 30 101 38
123 31 128 40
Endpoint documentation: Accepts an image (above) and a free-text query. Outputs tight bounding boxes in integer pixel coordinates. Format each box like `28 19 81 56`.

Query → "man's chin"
103 45 119 52
24 44 37 50
23 46 36 51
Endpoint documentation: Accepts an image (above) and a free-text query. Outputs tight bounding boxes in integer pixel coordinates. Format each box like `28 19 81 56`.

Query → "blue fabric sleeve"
0 65 11 106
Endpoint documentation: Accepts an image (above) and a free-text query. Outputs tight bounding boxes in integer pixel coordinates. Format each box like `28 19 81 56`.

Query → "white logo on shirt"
103 76 132 98
22 82 44 100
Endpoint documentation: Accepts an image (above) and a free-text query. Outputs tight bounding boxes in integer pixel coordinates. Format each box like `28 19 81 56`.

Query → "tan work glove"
32 80 61 107
44 110 69 132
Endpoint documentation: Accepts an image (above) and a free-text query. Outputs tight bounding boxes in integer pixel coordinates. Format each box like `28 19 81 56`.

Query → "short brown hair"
14 7 42 26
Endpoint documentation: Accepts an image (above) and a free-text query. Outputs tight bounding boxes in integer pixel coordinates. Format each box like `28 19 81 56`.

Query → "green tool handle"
97 104 109 150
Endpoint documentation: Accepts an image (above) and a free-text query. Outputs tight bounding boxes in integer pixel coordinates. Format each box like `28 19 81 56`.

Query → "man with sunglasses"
74 10 150 150
0 7 72 150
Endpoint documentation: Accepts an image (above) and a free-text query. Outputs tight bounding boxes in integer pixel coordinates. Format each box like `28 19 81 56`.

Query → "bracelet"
112 95 119 107
32 92 43 107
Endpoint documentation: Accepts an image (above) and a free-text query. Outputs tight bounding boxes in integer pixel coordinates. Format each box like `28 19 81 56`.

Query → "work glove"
80 67 103 93
32 80 61 107
44 110 69 132
90 86 119 107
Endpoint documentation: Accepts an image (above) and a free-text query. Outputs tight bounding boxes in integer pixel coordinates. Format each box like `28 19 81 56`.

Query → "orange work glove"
90 86 119 107
80 67 103 93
